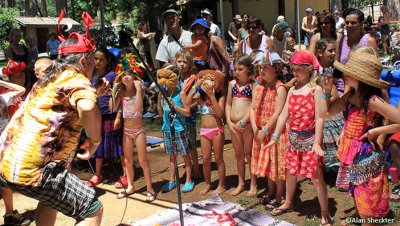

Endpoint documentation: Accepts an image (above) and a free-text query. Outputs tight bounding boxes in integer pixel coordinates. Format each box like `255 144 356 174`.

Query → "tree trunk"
7 0 16 7
33 0 40 16
24 0 31 16
41 0 48 17
387 0 399 20
56 0 68 17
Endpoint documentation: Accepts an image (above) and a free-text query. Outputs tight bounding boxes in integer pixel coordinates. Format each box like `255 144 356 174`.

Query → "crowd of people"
0 5 399 226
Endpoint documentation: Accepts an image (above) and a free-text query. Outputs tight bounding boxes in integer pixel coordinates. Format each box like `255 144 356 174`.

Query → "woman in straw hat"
319 49 400 221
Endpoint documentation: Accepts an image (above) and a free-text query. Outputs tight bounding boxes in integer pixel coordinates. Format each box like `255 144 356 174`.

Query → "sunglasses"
291 64 311 71
248 26 259 30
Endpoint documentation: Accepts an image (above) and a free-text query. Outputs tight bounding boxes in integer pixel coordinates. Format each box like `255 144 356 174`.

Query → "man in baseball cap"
200 8 222 38
156 9 193 67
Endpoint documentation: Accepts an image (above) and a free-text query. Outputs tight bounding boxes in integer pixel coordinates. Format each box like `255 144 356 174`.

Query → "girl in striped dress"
250 52 287 210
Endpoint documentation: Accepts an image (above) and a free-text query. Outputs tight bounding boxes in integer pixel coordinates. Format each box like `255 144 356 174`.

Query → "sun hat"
305 8 313 13
277 15 285 22
189 18 210 32
162 9 179 19
233 14 242 21
275 21 291 32
2 60 26 76
201 8 212 16
333 52 389 89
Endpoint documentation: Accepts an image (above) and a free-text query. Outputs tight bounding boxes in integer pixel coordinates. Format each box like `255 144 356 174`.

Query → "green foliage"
0 8 19 51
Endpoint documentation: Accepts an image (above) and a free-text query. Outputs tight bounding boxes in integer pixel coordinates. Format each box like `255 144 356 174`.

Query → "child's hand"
114 116 122 130
227 122 237 134
321 76 334 95
204 86 215 97
312 143 324 156
266 139 275 148
196 77 205 88
233 121 242 132
256 130 266 142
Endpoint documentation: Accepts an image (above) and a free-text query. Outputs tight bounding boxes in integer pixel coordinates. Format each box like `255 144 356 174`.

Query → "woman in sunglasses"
238 16 276 56
309 13 337 53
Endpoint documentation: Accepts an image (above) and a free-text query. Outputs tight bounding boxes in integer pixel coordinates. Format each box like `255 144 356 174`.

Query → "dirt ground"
0 125 399 226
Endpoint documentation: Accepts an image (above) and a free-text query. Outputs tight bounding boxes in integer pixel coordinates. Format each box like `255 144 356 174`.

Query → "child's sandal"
259 194 273 205
146 192 157 202
265 199 280 211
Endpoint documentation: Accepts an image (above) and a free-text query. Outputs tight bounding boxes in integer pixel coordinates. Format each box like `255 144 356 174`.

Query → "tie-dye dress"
337 98 389 218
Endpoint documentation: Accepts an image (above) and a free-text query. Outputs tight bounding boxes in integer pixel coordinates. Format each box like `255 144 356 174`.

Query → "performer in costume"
0 10 109 225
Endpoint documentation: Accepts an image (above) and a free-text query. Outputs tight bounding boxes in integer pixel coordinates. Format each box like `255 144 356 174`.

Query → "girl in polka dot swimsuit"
226 54 257 197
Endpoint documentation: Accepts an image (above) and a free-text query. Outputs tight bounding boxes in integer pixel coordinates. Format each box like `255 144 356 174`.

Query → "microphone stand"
128 42 185 226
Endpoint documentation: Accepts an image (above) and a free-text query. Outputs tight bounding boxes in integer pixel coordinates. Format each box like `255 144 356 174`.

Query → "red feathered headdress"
57 10 95 54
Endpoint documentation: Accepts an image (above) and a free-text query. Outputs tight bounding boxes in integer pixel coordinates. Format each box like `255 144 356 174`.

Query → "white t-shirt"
335 17 344 30
271 36 286 57
210 23 222 38
0 92 14 134
156 30 193 64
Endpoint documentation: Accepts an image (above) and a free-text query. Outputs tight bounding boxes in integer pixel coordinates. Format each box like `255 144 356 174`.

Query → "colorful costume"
251 82 286 180
337 98 389 217
322 112 344 168
285 91 323 178
92 71 123 159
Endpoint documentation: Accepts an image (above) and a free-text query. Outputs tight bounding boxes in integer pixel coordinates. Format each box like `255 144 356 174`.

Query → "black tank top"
10 46 28 64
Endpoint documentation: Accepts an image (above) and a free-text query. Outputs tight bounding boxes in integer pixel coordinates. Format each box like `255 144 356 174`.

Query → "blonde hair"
175 50 193 70
284 37 295 51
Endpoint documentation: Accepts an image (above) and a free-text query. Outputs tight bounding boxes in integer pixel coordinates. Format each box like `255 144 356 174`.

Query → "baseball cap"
190 18 210 32
277 15 285 22
162 9 179 19
305 8 313 13
201 9 212 16
233 14 242 21
1 60 26 76
276 21 291 32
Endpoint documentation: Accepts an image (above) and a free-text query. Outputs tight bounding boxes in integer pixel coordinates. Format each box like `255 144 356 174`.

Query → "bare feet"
247 184 257 197
230 185 245 196
200 184 211 195
213 186 226 195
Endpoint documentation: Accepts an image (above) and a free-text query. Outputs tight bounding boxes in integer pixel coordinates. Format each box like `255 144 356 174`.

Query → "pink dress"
338 97 389 218
285 91 323 178
251 82 286 180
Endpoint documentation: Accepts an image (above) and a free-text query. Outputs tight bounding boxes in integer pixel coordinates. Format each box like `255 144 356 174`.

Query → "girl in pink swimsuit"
187 70 226 195
110 63 155 202
226 54 257 197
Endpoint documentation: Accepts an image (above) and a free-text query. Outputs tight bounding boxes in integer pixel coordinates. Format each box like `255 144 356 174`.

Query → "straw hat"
333 52 389 89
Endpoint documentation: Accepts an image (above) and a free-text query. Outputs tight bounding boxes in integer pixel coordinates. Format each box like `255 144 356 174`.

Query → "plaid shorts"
163 131 190 156
0 162 101 221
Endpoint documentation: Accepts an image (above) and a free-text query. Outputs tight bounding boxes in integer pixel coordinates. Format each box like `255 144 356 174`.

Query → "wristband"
116 109 123 113
261 127 270 136
112 89 117 95
272 133 280 141
239 120 246 127
321 93 332 100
